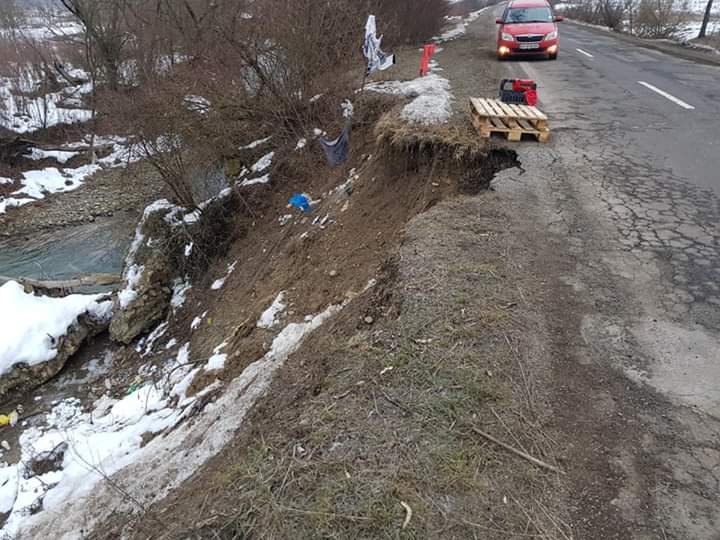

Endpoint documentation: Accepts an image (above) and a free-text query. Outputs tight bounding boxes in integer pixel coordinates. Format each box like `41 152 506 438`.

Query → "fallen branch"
0 273 122 292
400 501 413 529
472 427 564 475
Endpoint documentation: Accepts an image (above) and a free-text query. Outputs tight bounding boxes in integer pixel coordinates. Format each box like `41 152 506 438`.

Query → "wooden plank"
470 97 488 117
512 103 536 120
490 117 507 129
527 105 547 120
471 109 491 129
537 128 551 142
471 113 492 139
505 118 524 141
496 101 517 117
516 118 534 130
487 100 506 117
478 98 497 116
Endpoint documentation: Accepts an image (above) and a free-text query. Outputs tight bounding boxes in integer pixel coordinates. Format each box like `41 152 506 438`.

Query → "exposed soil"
79 17 572 540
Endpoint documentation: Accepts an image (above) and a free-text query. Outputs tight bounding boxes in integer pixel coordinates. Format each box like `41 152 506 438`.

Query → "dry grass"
375 111 519 194
178 195 569 540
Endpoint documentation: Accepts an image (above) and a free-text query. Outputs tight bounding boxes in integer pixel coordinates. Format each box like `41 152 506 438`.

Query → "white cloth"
363 15 395 76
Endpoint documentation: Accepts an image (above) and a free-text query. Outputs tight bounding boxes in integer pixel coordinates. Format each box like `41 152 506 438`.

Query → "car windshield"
505 7 553 23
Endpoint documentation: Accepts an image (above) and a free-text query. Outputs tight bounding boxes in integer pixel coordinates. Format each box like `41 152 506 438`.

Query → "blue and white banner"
363 15 395 76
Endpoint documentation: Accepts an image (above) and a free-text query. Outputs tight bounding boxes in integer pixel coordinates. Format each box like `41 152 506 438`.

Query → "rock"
0 309 111 401
109 204 176 344
329 270 338 277
364 316 374 325
0 441 9 451
24 442 68 478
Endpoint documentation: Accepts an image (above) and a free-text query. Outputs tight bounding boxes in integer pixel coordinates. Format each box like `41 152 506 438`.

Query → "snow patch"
7 298 346 538
239 136 271 150
367 73 452 125
0 282 112 377
191 311 208 331
118 264 144 308
257 292 287 329
251 152 274 173
211 262 237 290
171 278 191 311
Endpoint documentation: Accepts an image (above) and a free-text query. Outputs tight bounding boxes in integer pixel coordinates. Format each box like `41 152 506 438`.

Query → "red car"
496 0 563 60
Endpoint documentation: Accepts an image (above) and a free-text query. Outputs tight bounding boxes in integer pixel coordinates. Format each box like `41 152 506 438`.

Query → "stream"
0 211 136 460
0 210 137 292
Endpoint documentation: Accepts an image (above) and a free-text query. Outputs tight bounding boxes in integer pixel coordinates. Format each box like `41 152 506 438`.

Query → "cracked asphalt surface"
443 5 720 539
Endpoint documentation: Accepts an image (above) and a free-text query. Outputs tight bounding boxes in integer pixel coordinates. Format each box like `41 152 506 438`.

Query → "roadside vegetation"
1 0 451 208
555 0 718 40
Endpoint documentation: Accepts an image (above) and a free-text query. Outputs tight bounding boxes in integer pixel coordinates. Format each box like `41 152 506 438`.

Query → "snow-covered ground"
0 17 83 41
0 68 92 134
0 137 143 215
433 6 492 43
0 281 113 376
368 73 453 125
366 51 453 126
673 21 720 41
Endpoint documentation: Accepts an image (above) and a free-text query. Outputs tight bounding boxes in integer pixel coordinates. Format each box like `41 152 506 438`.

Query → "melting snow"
240 174 270 187
367 73 452 125
239 136 271 150
0 281 112 377
170 278 192 310
26 148 79 164
140 322 169 356
251 152 274 173
118 264 144 308
191 311 208 331
3 295 347 538
211 262 237 290
257 292 287 329
204 342 228 372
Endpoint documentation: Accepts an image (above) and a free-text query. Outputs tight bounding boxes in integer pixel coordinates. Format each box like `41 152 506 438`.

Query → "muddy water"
0 210 137 291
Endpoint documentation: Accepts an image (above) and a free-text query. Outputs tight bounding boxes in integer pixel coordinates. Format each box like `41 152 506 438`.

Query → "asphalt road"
554 22 720 191
479 9 720 539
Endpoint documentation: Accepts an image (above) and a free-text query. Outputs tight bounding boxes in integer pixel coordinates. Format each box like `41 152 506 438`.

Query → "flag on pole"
363 15 395 76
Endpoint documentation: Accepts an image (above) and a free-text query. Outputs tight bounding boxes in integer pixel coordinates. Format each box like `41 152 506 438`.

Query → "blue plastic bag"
289 193 312 213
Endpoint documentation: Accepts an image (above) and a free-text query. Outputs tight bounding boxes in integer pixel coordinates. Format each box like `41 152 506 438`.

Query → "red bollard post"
419 44 436 77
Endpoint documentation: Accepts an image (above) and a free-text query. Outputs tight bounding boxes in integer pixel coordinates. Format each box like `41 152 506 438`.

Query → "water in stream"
0 210 137 291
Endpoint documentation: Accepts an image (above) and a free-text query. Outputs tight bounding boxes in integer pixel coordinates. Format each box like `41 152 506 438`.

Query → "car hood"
504 22 555 35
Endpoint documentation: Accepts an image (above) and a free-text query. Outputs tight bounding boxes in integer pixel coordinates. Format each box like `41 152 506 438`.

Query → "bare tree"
699 0 715 38
59 0 128 91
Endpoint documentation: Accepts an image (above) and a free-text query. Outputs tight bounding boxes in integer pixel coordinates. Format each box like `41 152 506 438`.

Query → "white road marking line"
637 81 695 110
575 48 594 58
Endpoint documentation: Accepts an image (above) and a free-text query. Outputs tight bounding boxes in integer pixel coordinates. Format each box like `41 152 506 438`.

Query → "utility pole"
699 0 715 38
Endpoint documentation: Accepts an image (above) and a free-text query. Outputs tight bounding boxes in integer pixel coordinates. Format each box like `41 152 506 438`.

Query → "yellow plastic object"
0 412 18 427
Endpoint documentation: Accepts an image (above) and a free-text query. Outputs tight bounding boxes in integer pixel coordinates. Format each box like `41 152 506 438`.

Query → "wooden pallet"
469 97 551 142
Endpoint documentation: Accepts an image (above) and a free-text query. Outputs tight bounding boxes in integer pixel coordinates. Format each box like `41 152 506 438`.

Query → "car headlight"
545 30 557 40
501 32 514 41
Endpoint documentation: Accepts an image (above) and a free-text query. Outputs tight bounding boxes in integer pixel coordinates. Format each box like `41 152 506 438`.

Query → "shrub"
633 0 689 38
375 0 451 45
